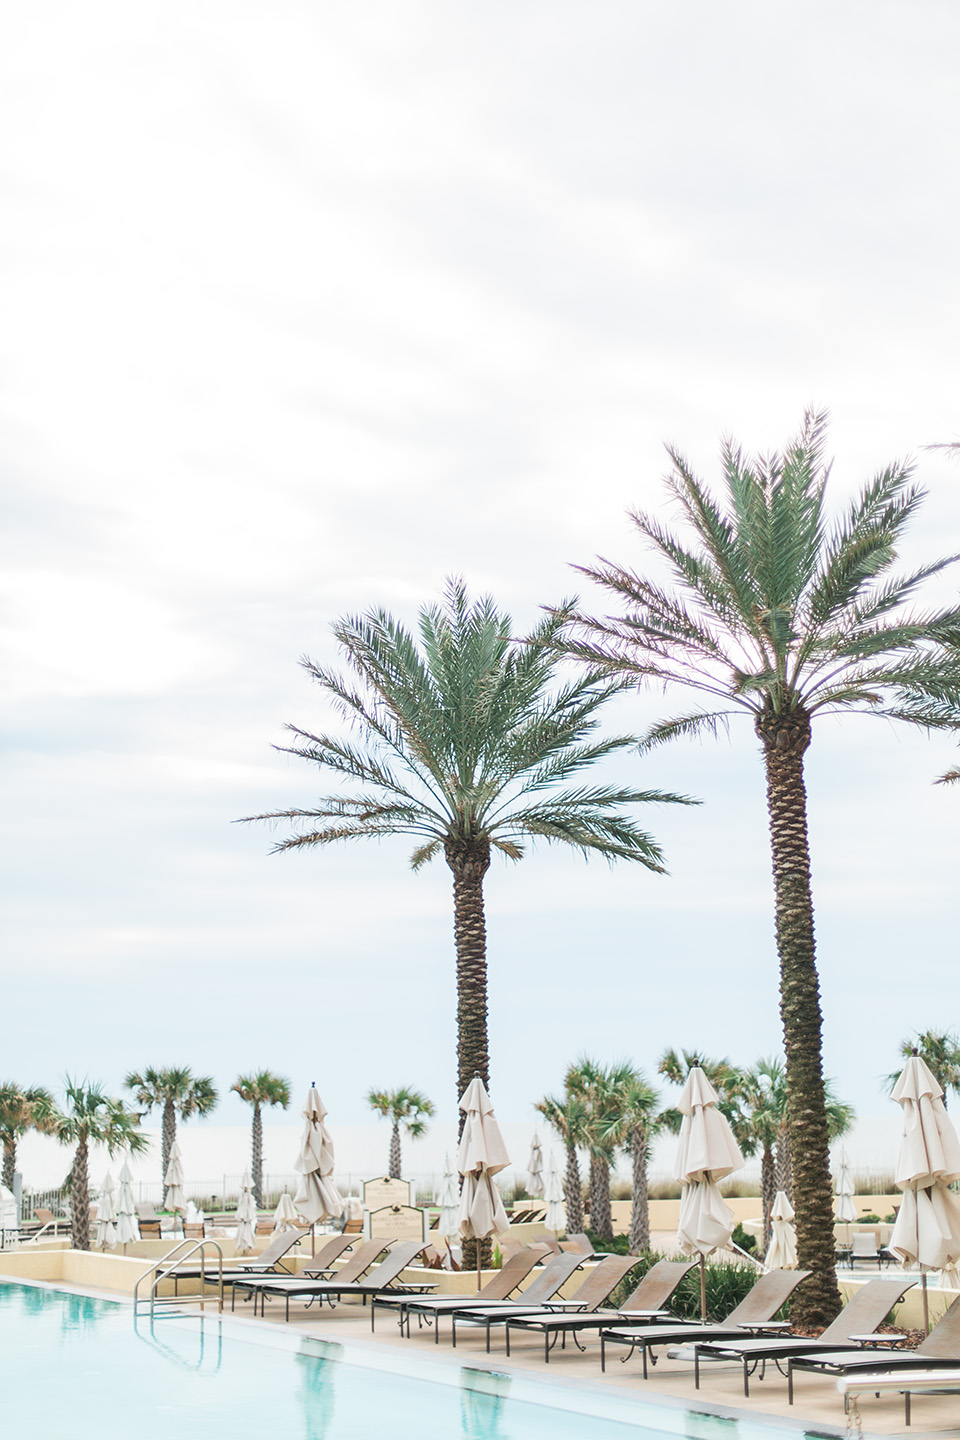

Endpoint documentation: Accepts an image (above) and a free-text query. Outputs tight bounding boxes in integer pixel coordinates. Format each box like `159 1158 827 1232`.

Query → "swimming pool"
0 1281 835 1440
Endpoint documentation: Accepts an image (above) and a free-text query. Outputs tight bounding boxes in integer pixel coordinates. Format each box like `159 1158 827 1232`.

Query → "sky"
3 2 960 1180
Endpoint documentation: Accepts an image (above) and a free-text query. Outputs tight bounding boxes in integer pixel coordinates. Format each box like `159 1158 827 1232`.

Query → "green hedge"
586 1239 770 1321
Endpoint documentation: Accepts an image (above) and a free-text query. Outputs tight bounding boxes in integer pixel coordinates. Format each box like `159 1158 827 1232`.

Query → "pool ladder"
134 1238 225 1318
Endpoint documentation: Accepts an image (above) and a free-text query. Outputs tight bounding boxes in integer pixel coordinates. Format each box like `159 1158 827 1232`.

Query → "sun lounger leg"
694 1347 699 1390
504 1323 510 1357
600 1335 606 1372
787 1360 793 1405
905 1392 911 1426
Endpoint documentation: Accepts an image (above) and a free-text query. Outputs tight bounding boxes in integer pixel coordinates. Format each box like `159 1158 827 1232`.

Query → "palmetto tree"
242 581 692 1119
0 1083 59 1192
124 1066 218 1187
886 1030 960 1108
566 1057 633 1244
566 411 960 1322
232 1071 291 1206
535 1090 589 1235
588 1065 662 1254
366 1086 435 1179
55 1080 147 1251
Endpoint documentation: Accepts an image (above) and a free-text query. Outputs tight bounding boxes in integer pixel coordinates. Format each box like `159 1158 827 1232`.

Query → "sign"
362 1176 413 1210
367 1203 428 1243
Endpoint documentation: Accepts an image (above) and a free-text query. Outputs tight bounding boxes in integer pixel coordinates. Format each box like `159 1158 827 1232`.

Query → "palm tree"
535 1090 588 1235
366 1086 435 1179
0 1083 59 1192
241 579 692 1119
886 1031 960 1107
231 1071 291 1206
657 1048 750 1145
596 1067 662 1254
738 1059 784 1251
566 1057 634 1244
566 411 960 1324
55 1079 147 1250
124 1066 218 1186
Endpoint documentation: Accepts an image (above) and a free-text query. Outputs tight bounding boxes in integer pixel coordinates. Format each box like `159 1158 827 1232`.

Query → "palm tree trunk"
252 1102 263 1207
2 1136 15 1193
446 838 492 1270
564 1143 585 1234
629 1125 650 1254
760 714 842 1327
389 1120 402 1179
761 1143 776 1253
162 1097 176 1189
774 1122 793 1200
589 1153 614 1243
71 1138 90 1251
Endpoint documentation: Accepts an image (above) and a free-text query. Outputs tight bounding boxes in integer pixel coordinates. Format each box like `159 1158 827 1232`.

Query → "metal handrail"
134 1238 224 1318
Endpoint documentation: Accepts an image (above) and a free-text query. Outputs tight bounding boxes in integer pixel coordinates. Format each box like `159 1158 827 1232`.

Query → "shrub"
731 1221 756 1254
599 1247 763 1320
857 1213 881 1225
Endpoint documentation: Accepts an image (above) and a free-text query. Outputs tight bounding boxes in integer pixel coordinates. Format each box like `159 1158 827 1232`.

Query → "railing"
134 1238 224 1319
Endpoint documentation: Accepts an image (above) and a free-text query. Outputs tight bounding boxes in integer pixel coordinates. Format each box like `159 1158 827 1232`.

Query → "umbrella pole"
311 1223 315 1258
700 1253 707 1320
922 1272 929 1334
477 1243 482 1291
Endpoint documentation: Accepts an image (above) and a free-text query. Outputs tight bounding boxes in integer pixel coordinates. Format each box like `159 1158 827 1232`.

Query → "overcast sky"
2 3 960 1158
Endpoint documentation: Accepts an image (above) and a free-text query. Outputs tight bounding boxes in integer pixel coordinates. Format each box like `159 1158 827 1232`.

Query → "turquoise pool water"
0 1282 832 1440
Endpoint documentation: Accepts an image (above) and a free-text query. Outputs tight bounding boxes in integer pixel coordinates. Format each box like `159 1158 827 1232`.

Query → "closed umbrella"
457 1077 510 1287
526 1132 544 1199
293 1085 343 1255
543 1151 566 1236
436 1154 460 1245
235 1170 257 1254
273 1192 299 1235
164 1140 186 1224
674 1064 744 1317
834 1149 857 1245
764 1189 797 1269
116 1162 140 1247
889 1053 960 1330
95 1172 118 1250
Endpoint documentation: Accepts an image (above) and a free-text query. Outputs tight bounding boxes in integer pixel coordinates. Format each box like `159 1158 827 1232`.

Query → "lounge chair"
838 1366 960 1426
158 1225 308 1293
786 1293 960 1404
435 1253 587 1350
598 1267 813 1377
251 1240 433 1323
139 1220 163 1239
847 1232 892 1268
452 1254 641 1353
135 1201 159 1221
232 1238 394 1315
504 1259 698 1363
690 1276 916 1395
372 1245 545 1339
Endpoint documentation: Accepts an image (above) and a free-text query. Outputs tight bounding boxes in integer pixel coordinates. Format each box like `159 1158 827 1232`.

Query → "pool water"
0 1282 830 1440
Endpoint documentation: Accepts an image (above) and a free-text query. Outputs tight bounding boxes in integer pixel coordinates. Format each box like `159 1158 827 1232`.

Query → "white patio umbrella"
235 1170 257 1253
526 1131 544 1199
457 1076 510 1287
436 1154 460 1244
764 1190 798 1270
273 1192 299 1235
115 1161 140 1247
95 1172 118 1250
543 1151 566 1236
834 1148 857 1249
293 1084 343 1254
164 1140 186 1223
674 1064 745 1317
889 1053 960 1330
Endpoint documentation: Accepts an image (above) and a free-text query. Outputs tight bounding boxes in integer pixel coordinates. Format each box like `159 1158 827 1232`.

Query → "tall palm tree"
241 580 692 1118
0 1083 59 1192
566 412 960 1324
231 1071 291 1206
55 1080 147 1250
535 1090 588 1235
886 1031 960 1107
124 1066 218 1186
738 1059 784 1250
596 1066 662 1254
366 1086 435 1179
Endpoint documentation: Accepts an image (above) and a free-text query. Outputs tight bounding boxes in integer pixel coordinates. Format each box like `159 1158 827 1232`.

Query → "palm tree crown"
56 1079 147 1251
232 1071 291 1206
366 1086 435 1179
124 1066 218 1186
566 411 960 1325
0 1083 59 1192
887 1030 960 1107
242 579 694 1122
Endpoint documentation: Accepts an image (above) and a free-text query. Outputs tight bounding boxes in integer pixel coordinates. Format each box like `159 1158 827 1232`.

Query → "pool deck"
245 1293 960 1438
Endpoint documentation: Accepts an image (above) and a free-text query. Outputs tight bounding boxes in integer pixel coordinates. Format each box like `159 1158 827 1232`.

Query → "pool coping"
0 1274 862 1440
